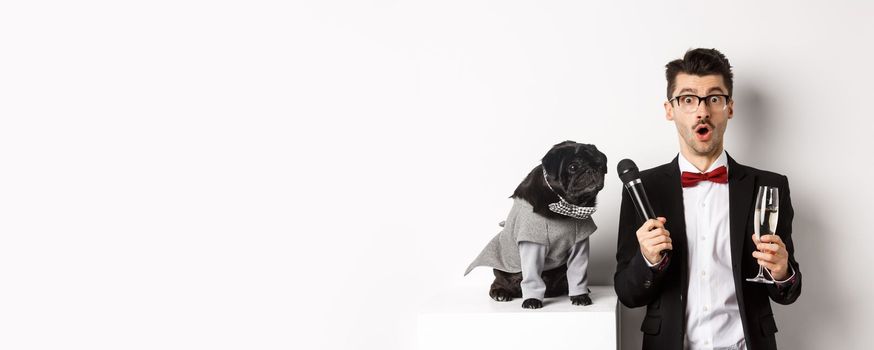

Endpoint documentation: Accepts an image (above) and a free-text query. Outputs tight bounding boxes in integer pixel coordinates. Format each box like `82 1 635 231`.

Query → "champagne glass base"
746 276 774 284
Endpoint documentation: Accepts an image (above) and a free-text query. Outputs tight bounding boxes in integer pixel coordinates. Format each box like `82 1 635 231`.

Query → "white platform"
417 285 619 350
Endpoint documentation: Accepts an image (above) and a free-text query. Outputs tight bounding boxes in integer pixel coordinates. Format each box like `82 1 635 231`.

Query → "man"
614 48 802 350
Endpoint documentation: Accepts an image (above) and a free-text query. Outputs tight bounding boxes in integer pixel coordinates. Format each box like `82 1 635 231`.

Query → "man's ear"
727 99 734 119
664 100 675 121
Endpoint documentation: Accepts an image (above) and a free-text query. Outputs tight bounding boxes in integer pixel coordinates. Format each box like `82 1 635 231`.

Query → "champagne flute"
746 186 779 284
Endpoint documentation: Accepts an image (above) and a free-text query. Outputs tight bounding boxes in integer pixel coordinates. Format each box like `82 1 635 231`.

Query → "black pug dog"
464 141 607 309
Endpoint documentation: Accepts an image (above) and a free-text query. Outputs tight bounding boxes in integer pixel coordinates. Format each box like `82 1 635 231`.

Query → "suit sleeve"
766 175 802 304
614 185 670 308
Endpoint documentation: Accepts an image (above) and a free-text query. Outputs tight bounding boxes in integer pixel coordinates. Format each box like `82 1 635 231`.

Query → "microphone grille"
617 159 640 184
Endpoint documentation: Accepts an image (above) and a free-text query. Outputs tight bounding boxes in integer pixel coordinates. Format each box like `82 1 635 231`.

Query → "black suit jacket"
614 154 802 350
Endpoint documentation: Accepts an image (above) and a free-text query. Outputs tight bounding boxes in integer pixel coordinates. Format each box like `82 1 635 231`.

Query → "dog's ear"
541 142 574 195
512 165 561 218
542 141 577 179
584 144 608 174
598 149 608 174
553 140 577 148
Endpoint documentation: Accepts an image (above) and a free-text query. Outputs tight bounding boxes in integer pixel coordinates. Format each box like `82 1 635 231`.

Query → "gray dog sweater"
464 198 597 299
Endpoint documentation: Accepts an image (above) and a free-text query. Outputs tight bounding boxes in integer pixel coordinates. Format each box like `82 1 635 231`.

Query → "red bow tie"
681 166 728 187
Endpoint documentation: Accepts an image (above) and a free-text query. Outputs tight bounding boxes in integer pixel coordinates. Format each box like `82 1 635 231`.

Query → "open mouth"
694 124 712 141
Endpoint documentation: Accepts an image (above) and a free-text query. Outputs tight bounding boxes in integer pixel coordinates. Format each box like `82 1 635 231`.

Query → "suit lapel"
657 156 686 249
656 157 689 305
728 153 755 286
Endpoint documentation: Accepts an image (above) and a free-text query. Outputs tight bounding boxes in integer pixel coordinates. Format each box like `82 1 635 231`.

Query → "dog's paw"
570 294 593 306
521 298 543 309
489 289 513 302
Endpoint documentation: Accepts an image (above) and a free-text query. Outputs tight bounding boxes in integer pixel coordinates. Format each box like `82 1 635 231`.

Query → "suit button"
643 280 652 288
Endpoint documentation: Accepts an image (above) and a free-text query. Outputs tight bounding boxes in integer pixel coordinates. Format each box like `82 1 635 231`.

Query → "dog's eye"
568 164 579 173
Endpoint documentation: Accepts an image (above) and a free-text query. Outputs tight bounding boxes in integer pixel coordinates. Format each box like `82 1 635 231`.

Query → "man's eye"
710 96 721 103
683 97 694 104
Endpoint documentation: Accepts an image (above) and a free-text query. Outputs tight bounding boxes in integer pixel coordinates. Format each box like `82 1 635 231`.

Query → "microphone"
618 159 671 259
617 159 655 222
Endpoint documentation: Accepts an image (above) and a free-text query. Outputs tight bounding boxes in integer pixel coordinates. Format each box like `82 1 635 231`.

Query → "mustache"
694 120 714 129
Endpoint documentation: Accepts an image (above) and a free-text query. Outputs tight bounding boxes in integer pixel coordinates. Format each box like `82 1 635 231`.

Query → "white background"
1 1 872 349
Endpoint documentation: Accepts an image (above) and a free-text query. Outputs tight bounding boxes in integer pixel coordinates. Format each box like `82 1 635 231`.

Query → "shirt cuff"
641 251 670 272
641 250 661 266
770 264 797 286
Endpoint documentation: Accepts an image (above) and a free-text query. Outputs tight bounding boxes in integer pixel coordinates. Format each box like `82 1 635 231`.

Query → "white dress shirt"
678 151 745 350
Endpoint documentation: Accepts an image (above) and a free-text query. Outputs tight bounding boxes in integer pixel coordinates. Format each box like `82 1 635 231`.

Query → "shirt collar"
678 150 729 174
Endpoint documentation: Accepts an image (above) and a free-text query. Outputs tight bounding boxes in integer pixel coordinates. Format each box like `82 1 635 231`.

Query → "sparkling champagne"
760 207 778 235
748 186 779 284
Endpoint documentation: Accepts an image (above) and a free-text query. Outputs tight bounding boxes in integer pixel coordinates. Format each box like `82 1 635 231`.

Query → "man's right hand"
637 217 672 264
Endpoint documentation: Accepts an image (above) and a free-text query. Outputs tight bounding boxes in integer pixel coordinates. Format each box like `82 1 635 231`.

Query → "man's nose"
695 101 710 120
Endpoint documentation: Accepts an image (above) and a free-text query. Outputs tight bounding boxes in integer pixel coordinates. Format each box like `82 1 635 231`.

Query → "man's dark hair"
665 48 733 100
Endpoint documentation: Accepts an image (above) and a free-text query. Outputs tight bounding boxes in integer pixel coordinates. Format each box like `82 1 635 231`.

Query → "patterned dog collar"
542 167 596 219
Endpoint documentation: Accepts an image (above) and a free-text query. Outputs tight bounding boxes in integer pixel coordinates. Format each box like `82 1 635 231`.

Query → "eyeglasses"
669 94 731 114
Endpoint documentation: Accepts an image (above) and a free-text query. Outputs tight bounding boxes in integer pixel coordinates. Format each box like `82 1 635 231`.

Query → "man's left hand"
752 234 790 281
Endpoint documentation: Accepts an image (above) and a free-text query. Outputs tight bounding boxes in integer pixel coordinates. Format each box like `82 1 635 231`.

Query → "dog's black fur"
490 141 607 308
512 141 607 218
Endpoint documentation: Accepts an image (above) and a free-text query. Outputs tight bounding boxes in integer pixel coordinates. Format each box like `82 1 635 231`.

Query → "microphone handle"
625 181 671 257
625 180 656 221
